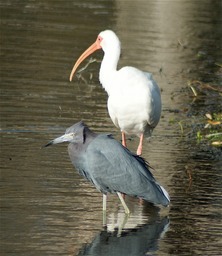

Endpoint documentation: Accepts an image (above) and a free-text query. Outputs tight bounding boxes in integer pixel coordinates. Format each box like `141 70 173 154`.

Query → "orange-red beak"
69 38 102 82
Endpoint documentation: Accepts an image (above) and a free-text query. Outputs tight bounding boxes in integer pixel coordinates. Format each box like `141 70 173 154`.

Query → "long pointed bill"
44 132 75 147
69 39 101 82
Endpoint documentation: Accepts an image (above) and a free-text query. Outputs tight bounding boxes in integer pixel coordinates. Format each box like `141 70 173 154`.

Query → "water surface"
1 0 222 255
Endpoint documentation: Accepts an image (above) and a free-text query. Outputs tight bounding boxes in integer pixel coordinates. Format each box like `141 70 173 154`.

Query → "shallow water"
1 1 222 255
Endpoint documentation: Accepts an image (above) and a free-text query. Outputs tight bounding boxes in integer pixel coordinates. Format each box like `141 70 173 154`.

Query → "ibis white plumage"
70 30 162 155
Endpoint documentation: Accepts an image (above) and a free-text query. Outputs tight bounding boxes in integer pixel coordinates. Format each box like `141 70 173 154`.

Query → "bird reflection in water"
77 214 170 256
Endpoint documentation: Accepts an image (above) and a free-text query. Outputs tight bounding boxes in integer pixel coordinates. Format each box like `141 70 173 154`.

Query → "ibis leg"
137 133 144 155
121 132 127 147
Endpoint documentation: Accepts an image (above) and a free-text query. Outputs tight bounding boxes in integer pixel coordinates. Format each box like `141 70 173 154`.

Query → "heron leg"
117 213 129 237
103 194 107 211
102 194 107 227
117 192 130 214
121 132 127 147
137 133 144 155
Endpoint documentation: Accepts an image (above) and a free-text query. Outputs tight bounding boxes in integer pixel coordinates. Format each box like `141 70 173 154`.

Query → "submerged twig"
77 57 100 74
178 121 184 135
205 132 222 139
215 62 222 68
190 86 198 96
188 80 222 93
211 141 222 146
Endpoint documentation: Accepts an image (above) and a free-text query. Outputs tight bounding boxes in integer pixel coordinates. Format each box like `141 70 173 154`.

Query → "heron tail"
160 185 170 204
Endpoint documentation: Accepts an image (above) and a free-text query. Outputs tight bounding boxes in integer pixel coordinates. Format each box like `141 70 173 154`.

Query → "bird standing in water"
44 121 170 214
70 30 162 155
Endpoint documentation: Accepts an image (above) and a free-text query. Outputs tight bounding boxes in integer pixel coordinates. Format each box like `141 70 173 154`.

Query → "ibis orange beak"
69 38 102 82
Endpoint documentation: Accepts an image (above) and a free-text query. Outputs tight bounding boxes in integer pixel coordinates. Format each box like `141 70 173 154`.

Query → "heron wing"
85 135 168 205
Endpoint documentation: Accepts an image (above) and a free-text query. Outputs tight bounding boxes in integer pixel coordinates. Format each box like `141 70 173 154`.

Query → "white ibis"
70 30 162 155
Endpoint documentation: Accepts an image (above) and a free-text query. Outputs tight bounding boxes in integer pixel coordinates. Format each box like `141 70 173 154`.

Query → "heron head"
44 121 88 147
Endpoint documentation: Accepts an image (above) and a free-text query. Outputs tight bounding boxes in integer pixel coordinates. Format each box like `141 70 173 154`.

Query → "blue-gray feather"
64 122 169 206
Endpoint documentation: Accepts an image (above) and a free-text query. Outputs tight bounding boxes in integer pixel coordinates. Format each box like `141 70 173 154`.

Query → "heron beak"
44 133 75 147
69 38 101 82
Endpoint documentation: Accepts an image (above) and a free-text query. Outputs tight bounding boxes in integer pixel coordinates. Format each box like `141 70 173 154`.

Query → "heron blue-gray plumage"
44 121 170 214
69 30 162 155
